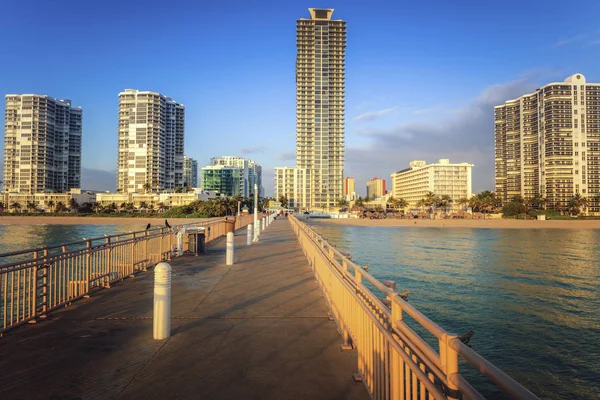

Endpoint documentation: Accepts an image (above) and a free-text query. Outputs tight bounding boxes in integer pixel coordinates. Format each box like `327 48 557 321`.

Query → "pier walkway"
0 219 368 400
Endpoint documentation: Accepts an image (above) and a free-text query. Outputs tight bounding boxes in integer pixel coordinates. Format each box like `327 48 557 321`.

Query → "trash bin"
188 228 206 255
225 216 236 234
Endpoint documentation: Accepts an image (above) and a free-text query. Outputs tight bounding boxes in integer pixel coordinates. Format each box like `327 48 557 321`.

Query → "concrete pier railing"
289 215 538 400
0 214 255 335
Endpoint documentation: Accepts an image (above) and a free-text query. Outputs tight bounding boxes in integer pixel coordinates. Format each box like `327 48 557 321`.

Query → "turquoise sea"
307 221 600 400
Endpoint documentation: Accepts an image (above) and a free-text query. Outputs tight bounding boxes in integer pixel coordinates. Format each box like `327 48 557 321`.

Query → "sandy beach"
0 216 223 226
309 217 600 229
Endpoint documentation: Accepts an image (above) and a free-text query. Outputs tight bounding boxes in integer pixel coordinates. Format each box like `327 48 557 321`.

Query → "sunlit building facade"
4 94 82 194
117 89 185 194
390 159 473 208
494 73 600 214
366 177 386 200
183 156 198 187
275 167 308 209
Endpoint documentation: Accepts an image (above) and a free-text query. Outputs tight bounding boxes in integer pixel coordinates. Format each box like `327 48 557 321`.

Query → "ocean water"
0 224 138 256
307 222 600 400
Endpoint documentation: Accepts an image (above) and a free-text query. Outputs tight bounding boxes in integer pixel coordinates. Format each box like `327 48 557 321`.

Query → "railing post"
390 295 403 398
440 333 460 400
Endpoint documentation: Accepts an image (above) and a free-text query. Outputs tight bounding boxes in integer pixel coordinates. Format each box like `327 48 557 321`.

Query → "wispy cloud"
240 146 267 155
554 30 600 47
275 151 295 161
345 77 540 194
413 108 434 115
353 107 395 122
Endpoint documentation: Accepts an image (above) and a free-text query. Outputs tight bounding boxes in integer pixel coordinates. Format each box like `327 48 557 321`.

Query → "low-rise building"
3 189 96 212
390 159 473 209
274 167 308 210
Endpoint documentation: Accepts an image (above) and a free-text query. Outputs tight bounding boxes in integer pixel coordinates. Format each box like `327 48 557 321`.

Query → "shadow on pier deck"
0 219 368 400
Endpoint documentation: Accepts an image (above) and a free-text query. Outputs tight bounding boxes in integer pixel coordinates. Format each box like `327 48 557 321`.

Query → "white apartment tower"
4 94 82 194
296 8 346 209
494 74 600 214
117 89 185 193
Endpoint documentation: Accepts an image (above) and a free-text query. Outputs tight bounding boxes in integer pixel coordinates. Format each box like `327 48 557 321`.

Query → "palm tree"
354 197 365 207
69 198 79 212
125 202 135 212
26 201 37 213
0 202 5 212
157 202 166 212
457 197 469 211
55 201 67 212
143 182 152 193
569 194 588 216
336 198 349 208
120 202 128 213
10 202 22 213
92 202 102 213
47 200 55 213
139 201 149 211
279 195 289 208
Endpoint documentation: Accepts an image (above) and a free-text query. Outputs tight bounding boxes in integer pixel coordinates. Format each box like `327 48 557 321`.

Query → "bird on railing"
458 330 474 347
165 219 171 229
398 290 410 301
146 223 151 230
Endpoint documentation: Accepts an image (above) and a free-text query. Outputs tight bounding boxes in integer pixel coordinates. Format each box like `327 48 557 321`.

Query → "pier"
0 219 368 399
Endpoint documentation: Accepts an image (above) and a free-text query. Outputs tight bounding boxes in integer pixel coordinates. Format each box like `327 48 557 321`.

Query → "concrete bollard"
247 224 253 245
226 232 234 265
153 262 172 340
262 218 265 231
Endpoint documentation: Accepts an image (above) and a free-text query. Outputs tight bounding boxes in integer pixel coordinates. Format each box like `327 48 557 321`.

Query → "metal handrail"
0 215 253 335
289 214 539 400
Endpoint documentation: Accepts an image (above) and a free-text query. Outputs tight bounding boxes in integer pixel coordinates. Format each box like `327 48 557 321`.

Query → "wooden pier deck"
0 219 368 400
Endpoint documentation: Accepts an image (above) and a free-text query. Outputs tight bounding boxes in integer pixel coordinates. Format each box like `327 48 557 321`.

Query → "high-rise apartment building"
200 165 243 197
295 8 346 209
390 160 473 208
4 94 82 194
366 177 386 200
183 156 198 187
344 177 355 199
210 156 263 198
494 74 600 214
117 89 185 193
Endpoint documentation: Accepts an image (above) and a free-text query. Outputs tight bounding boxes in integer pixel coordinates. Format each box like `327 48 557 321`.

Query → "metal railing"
289 215 538 400
0 214 254 335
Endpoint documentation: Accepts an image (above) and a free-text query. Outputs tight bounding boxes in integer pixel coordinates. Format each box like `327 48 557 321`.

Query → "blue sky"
1 0 599 196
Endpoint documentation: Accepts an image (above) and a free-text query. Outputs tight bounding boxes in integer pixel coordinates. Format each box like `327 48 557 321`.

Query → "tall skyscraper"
296 8 346 209
210 156 262 198
117 89 185 193
494 73 600 214
4 94 82 194
183 156 198 187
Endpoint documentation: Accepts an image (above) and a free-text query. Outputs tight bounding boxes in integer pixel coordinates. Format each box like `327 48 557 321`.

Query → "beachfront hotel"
183 156 198 187
3 94 82 194
210 156 263 198
390 159 473 208
494 73 600 214
117 89 185 194
366 177 386 200
276 8 346 210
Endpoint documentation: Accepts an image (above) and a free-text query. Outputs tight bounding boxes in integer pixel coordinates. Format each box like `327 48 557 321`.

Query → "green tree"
55 201 68 212
92 202 102 213
139 201 149 211
0 202 5 212
10 202 22 213
279 195 289 208
336 198 349 208
47 200 55 213
569 194 588 216
157 202 166 212
69 198 79 212
26 201 37 213
457 197 469 211
354 197 365 207
143 183 152 193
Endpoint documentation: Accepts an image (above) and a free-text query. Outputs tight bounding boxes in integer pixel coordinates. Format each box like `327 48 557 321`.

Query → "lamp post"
253 183 259 242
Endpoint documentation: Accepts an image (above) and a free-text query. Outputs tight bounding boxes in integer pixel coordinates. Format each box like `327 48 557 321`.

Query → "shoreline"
307 217 600 229
0 216 221 226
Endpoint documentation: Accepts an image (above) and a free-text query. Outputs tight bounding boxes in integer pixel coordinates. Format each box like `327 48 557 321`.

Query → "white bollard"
153 262 172 340
226 232 234 265
247 224 253 246
261 218 265 231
